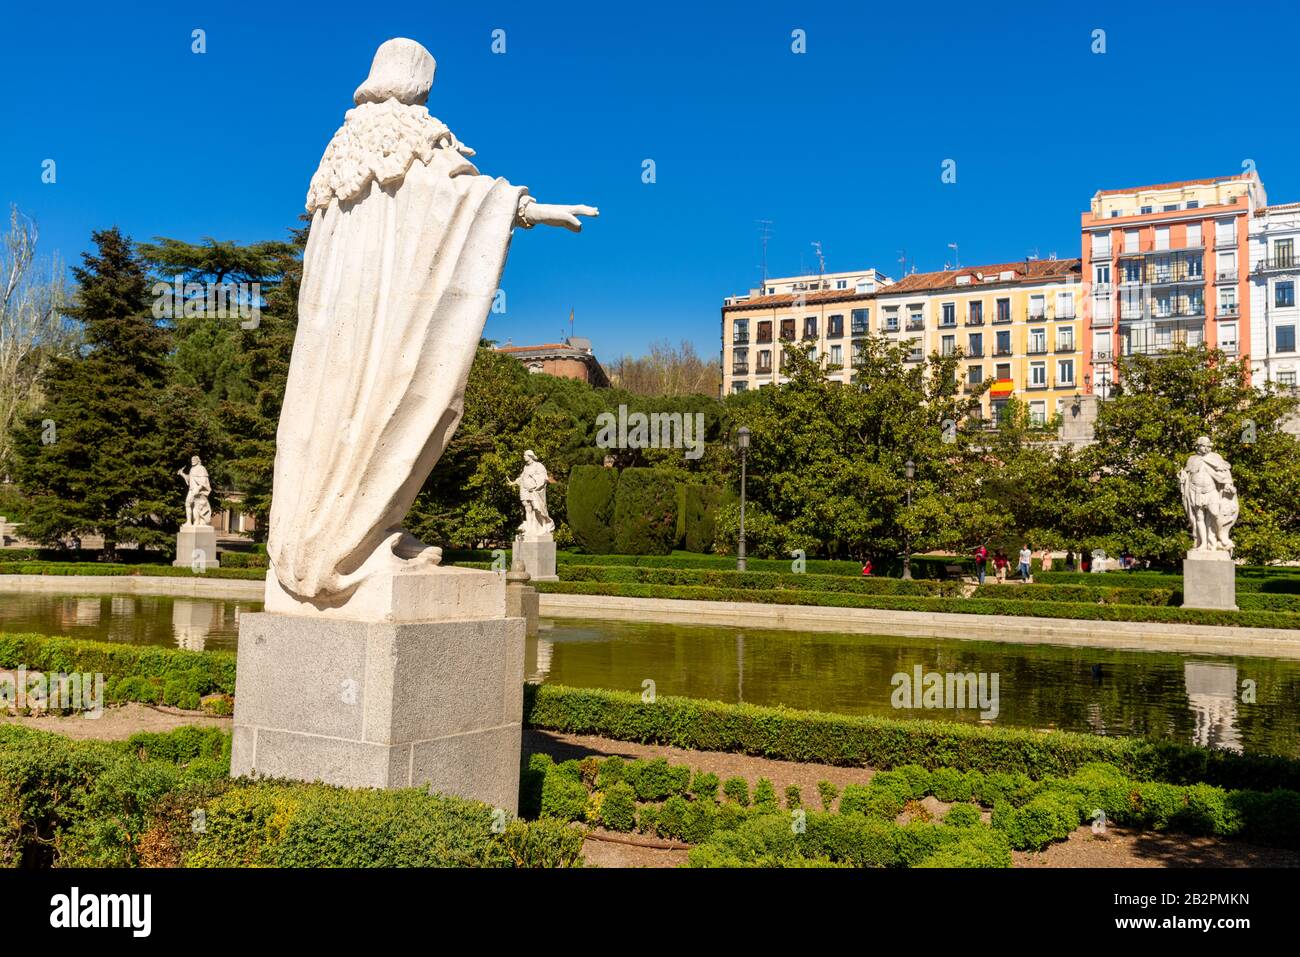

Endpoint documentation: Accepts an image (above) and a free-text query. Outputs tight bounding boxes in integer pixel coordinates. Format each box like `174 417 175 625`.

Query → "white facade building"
1249 203 1300 389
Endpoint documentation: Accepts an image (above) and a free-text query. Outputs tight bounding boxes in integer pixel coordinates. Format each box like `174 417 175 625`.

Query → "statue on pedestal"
509 450 554 539
1179 436 1238 553
177 456 212 527
265 37 597 603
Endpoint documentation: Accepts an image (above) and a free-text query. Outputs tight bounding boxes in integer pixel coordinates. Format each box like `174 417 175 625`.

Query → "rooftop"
1095 174 1250 197
875 258 1082 295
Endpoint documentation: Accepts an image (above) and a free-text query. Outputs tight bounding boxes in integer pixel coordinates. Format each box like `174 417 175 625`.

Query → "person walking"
1080 548 1092 574
1064 549 1075 572
1018 544 1033 582
993 549 1009 584
1039 547 1054 573
974 543 989 585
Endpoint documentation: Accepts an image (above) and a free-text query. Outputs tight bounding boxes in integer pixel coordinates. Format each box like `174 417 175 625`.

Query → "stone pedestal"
173 525 219 570
231 567 526 812
1182 553 1237 611
515 535 557 582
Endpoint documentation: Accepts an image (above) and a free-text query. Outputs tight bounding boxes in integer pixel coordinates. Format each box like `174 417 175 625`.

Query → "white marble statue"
177 456 212 527
1179 436 1238 553
509 450 554 539
266 38 597 602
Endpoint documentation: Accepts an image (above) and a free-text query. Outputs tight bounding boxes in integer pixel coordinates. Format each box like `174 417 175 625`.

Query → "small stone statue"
1179 436 1238 553
177 455 213 527
508 450 554 539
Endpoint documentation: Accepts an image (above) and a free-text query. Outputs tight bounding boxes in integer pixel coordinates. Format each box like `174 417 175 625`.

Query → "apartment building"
1249 202 1300 389
722 269 889 306
874 259 1083 424
1082 173 1268 398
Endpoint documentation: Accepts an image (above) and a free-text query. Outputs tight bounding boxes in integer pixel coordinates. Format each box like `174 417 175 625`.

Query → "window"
803 316 818 338
780 318 796 341
907 309 924 331
1187 254 1203 278
1057 291 1075 318
1094 330 1112 359
1187 200 1199 209
835 279 847 289
1123 260 1142 284
1186 223 1202 247
731 381 747 393
1028 295 1045 319
996 298 1011 322
1155 226 1170 250
1030 361 1047 387
1094 263 1111 285
732 347 748 373
1278 326 1297 352
1091 233 1111 257
968 333 983 356
1029 401 1047 426
756 320 772 343
756 349 772 373
941 302 956 326
1140 205 1153 215
850 308 869 335
996 363 1011 380
1278 282 1296 308
1110 210 1120 218
1163 204 1178 212
1279 370 1297 387
806 345 817 360
829 344 843 365
1057 327 1074 351
1218 288 1237 315
1124 230 1139 253
1276 239 1295 268
1217 250 1237 281
1029 328 1047 354
852 341 864 362
882 308 899 332
1216 218 1235 245
732 319 749 344
941 335 955 356
968 301 983 325
828 314 844 337
967 365 983 386
995 330 1011 355
1218 324 1237 352
1057 359 1074 385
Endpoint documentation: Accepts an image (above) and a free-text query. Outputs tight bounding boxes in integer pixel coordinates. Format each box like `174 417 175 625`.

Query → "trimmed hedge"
523 684 1300 791
566 465 619 554
532 580 1300 629
611 468 678 556
0 725 584 868
682 485 731 554
0 562 264 581
559 564 956 596
0 632 237 708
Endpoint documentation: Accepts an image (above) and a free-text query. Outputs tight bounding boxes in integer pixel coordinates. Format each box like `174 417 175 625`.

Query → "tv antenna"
811 241 826 282
757 220 773 288
947 242 960 269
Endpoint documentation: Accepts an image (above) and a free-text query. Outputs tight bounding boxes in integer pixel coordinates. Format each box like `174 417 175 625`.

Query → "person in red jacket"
974 544 989 585
993 549 1009 583
861 559 873 576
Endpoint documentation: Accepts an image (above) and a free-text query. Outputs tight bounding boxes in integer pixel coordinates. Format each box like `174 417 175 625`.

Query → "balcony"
1027 345 1048 356
905 349 923 363
850 323 869 336
1215 270 1238 283
826 328 844 339
1215 233 1238 249
882 323 900 334
731 364 748 376
1092 349 1113 362
1056 310 1077 321
993 346 1012 357
1055 343 1076 353
1220 342 1239 356
755 363 773 375
1056 378 1076 389
1255 257 1298 274
966 348 985 358
1217 304 1240 318
992 313 1013 325
1026 379 1049 390
732 335 749 346
905 319 926 332
965 317 985 327
1091 282 1111 295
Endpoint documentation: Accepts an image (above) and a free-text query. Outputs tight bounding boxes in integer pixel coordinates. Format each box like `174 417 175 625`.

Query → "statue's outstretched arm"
517 195 599 233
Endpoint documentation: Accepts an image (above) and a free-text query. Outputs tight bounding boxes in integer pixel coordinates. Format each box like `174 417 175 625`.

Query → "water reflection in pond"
1 592 1296 756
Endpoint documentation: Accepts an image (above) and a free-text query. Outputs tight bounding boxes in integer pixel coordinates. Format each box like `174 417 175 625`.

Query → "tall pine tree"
12 227 221 559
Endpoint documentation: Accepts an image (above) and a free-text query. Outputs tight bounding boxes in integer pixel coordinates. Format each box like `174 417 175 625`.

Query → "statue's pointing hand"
524 203 599 233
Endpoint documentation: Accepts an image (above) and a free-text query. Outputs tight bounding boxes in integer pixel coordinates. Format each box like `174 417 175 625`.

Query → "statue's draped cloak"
269 104 526 600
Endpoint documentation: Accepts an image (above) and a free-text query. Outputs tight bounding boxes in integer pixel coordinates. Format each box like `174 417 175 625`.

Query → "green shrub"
595 756 625 791
656 795 690 841
624 758 690 801
942 803 983 828
566 465 618 554
598 781 637 832
817 781 839 811
612 468 678 556
690 770 720 802
785 784 802 810
539 767 588 823
753 778 778 811
722 777 750 807
682 485 729 554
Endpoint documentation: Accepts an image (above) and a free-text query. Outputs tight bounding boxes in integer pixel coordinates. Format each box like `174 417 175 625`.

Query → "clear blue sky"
4 0 1298 361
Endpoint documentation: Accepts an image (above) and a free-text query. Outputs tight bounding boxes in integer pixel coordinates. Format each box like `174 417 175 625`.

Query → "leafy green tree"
1083 346 1300 565
11 228 221 558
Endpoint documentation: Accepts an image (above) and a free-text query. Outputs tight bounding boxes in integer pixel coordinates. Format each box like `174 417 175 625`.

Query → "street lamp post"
737 426 750 572
902 458 915 581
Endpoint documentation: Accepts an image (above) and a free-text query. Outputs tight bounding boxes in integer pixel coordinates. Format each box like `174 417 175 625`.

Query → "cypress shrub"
612 468 678 556
565 465 618 554
682 484 727 554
